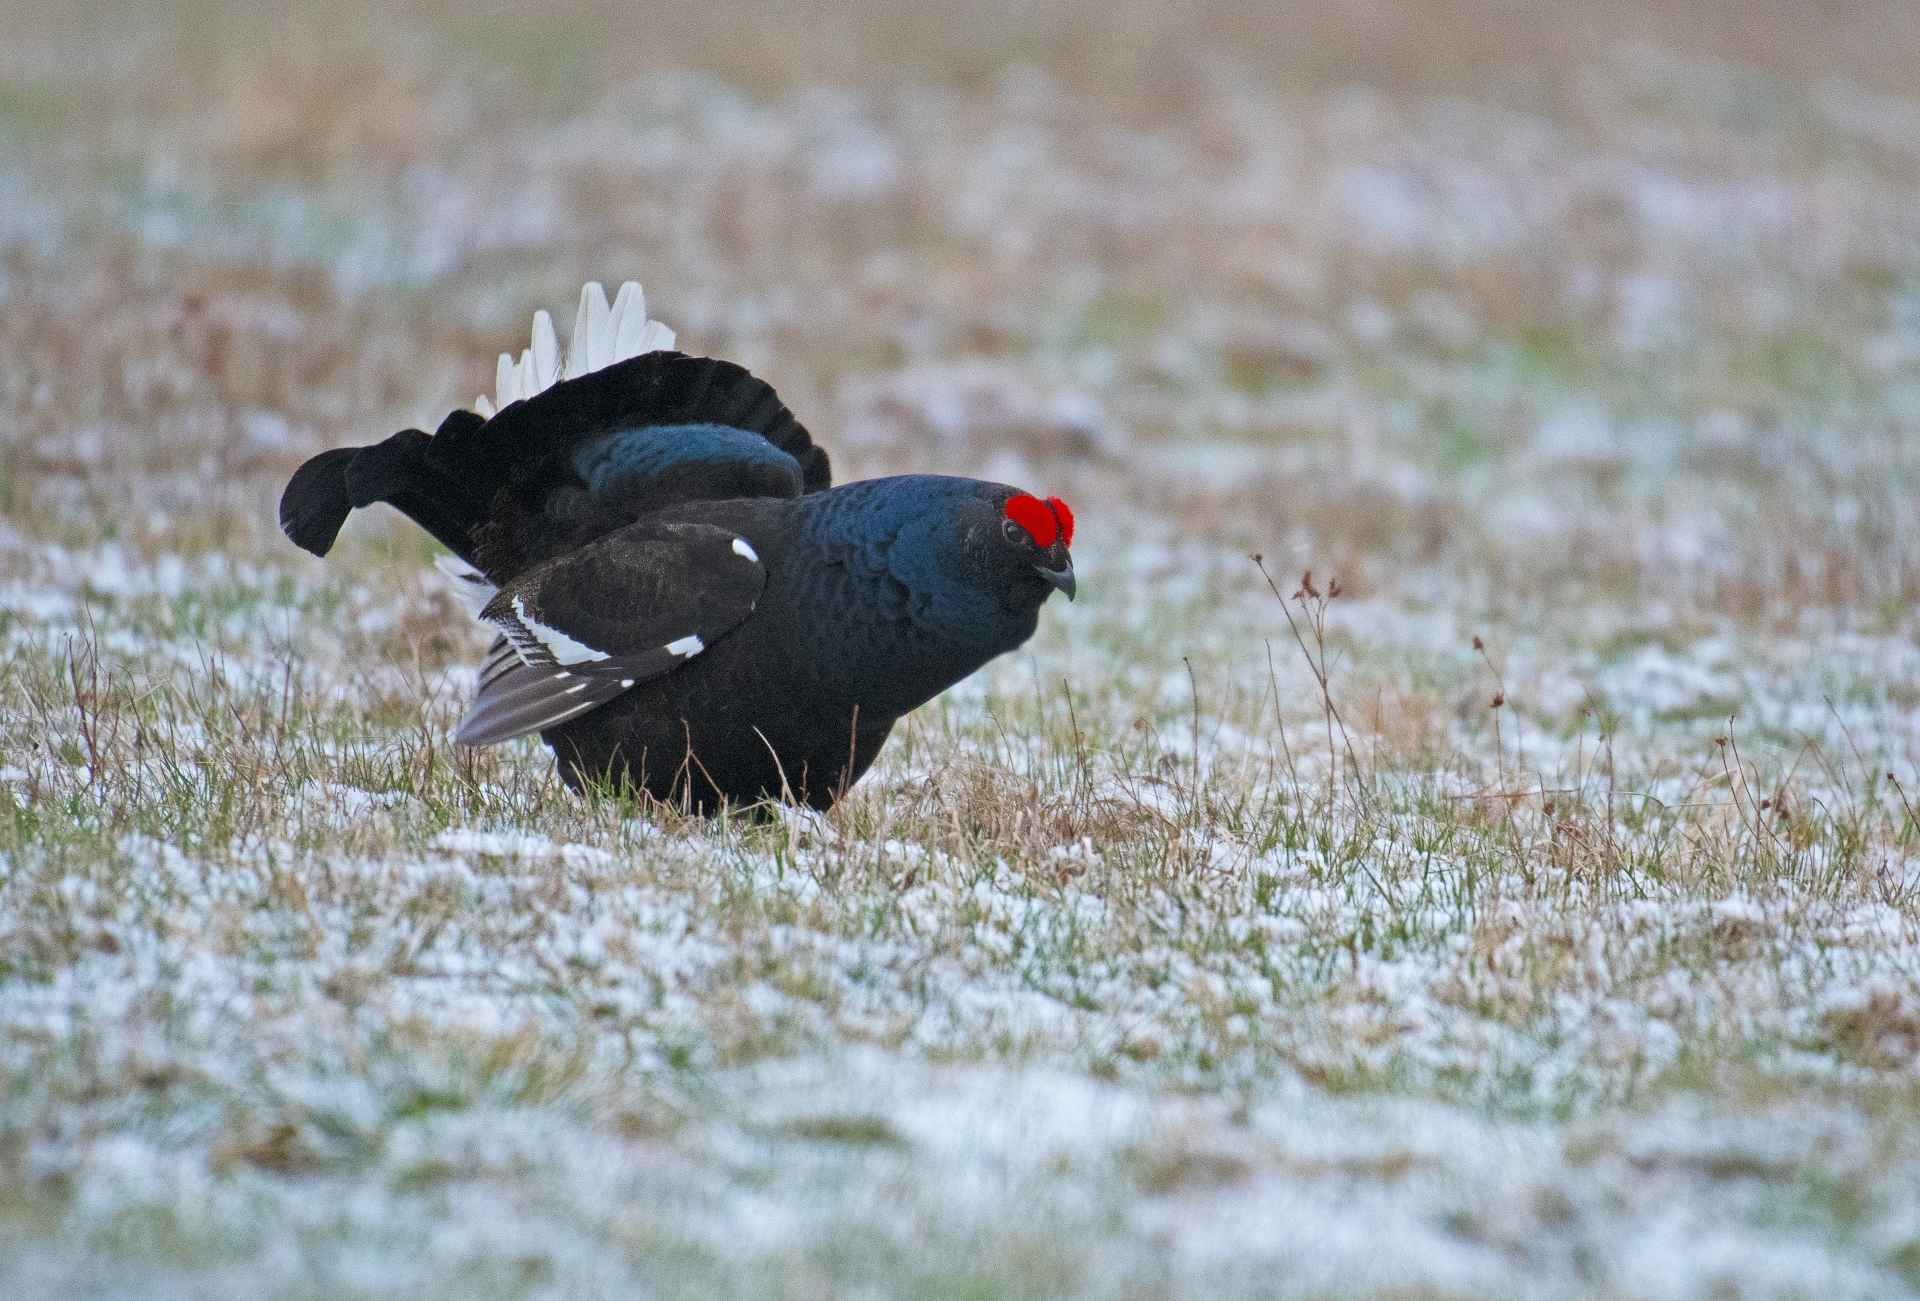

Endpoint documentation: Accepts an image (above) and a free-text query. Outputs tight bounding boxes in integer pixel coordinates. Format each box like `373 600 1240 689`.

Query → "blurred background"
3 0 1920 629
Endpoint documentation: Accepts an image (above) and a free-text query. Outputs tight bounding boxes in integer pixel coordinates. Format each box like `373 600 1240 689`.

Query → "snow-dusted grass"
5 519 1919 1297
5 2 1920 1296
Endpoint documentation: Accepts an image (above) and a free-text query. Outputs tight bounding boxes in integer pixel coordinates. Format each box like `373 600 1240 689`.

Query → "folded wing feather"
453 519 764 746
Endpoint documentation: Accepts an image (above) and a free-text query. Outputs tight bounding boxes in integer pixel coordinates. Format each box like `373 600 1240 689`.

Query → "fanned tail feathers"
476 281 676 417
279 279 679 560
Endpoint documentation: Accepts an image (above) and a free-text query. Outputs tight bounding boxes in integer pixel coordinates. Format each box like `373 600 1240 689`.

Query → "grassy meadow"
3 2 1920 1295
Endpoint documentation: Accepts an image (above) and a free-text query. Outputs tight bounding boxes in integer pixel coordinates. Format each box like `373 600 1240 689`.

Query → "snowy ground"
4 3 1920 1296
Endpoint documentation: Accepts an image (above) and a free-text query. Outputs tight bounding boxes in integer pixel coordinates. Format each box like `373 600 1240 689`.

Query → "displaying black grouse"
280 281 1076 811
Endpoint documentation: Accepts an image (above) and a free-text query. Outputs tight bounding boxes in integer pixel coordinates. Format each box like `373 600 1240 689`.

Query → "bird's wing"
452 520 765 747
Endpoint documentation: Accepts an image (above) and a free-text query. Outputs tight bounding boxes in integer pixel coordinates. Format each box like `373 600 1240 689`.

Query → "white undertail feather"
474 281 677 418
433 555 498 621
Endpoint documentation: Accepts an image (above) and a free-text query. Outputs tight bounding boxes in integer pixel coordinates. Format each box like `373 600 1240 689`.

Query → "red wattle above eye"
1004 495 1058 547
1046 497 1074 547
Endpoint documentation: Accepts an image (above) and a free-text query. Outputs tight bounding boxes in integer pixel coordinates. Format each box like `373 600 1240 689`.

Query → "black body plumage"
280 346 1075 811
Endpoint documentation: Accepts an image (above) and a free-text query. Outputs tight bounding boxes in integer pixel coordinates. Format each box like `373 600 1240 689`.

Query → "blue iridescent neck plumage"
804 476 1001 612
786 475 1040 716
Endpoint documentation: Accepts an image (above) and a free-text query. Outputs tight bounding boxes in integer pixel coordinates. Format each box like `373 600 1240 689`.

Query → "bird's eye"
1002 517 1034 547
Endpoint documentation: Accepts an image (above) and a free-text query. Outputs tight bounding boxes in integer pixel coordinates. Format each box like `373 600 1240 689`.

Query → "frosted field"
4 2 1920 1296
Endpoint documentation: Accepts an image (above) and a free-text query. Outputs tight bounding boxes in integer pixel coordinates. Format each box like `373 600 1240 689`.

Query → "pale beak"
1035 558 1076 600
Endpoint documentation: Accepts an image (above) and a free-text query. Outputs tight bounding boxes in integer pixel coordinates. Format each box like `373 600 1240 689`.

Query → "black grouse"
279 281 1077 812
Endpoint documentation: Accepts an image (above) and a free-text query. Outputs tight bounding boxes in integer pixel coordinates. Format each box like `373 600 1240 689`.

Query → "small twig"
1264 640 1301 793
836 703 862 807
1183 656 1203 808
1472 635 1508 786
1062 679 1090 798
1887 773 1919 846
1712 727 1777 870
1825 694 1875 803
1251 556 1364 806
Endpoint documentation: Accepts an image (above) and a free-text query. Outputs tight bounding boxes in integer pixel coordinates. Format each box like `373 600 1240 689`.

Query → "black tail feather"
279 448 358 557
341 428 490 559
280 424 490 561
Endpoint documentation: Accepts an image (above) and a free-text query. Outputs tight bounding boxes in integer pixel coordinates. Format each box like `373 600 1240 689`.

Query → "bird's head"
995 491 1076 603
824 475 1076 635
